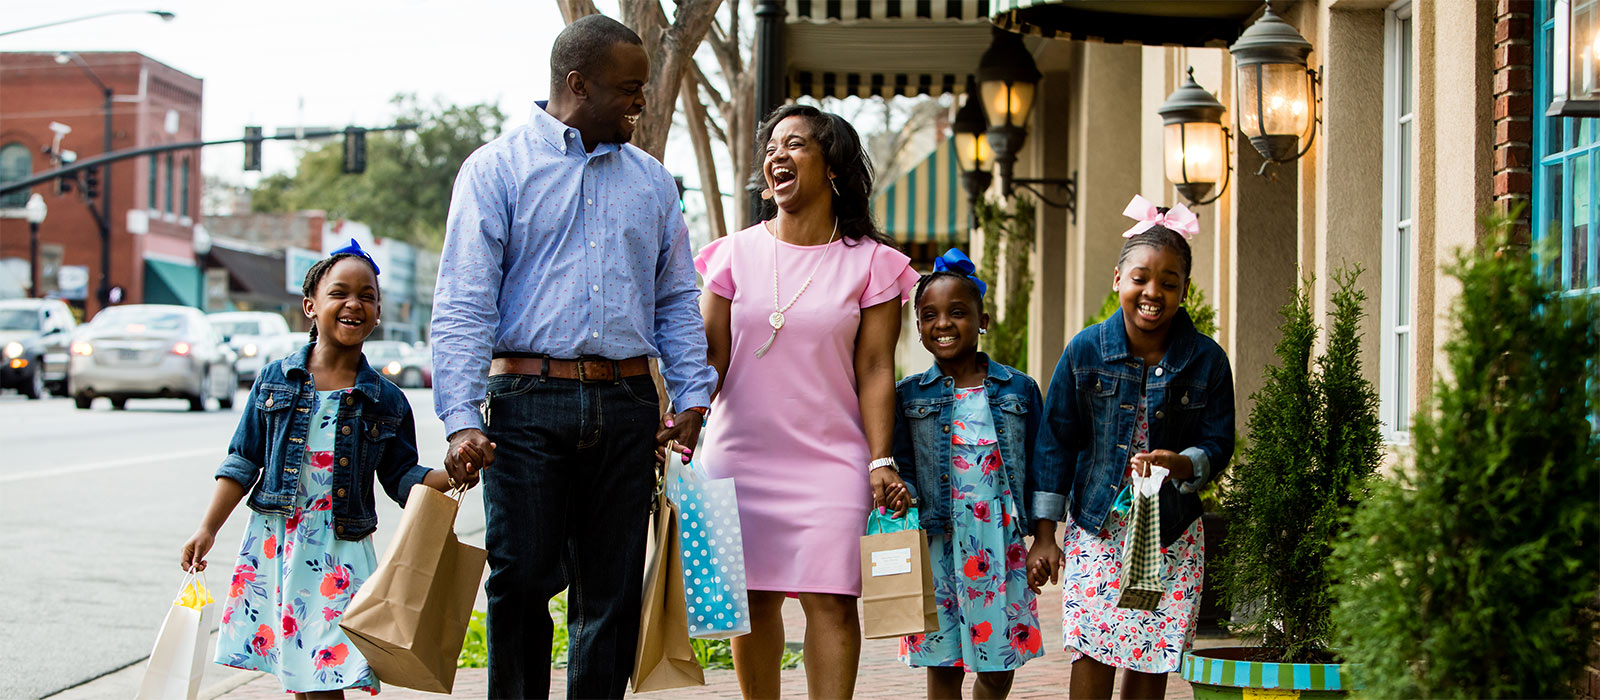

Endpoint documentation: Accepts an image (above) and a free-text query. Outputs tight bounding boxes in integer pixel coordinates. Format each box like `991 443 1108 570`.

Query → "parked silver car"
0 298 78 399
208 311 297 383
69 305 238 411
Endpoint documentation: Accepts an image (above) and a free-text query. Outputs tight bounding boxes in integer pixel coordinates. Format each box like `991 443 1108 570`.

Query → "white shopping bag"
135 569 217 700
666 458 751 640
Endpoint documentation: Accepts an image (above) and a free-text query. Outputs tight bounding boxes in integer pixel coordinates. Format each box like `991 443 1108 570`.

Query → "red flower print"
901 635 924 654
953 455 973 472
250 624 275 656
1172 590 1184 601
980 451 1001 474
322 607 342 622
313 643 349 669
281 614 298 637
230 564 257 598
970 621 993 644
286 509 303 532
320 566 352 597
310 495 332 511
1085 586 1096 598
222 604 234 625
1006 543 1026 569
963 552 991 580
1003 511 1012 528
972 501 992 522
311 451 333 469
264 535 277 560
1132 647 1144 660
1010 624 1042 654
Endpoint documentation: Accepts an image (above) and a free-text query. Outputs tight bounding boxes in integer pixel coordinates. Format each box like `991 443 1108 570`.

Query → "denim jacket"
892 354 1043 538
215 343 432 541
1028 308 1234 547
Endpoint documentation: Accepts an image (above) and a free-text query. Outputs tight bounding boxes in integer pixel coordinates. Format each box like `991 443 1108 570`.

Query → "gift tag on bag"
860 508 938 639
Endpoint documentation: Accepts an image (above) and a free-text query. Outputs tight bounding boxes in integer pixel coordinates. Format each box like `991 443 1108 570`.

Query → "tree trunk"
680 76 727 239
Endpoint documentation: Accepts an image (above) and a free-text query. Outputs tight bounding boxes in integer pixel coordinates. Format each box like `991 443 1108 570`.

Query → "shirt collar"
530 100 618 158
916 352 1011 387
283 342 385 403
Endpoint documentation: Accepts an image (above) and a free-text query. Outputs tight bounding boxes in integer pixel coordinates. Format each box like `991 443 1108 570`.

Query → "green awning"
143 258 200 308
873 137 971 246
990 0 1261 47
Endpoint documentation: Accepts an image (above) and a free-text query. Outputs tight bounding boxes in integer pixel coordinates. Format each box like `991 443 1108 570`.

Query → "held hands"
869 466 911 518
1025 537 1064 594
654 410 705 465
1130 449 1194 481
445 428 494 489
179 529 215 573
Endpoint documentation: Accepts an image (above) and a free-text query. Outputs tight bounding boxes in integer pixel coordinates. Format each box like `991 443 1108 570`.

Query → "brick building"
0 51 203 318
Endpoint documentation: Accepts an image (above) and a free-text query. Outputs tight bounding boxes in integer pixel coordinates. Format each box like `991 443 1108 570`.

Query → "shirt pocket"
359 415 400 473
1169 382 1209 437
1077 373 1120 427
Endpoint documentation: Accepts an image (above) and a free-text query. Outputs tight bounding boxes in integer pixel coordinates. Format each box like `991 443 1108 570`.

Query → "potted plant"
1183 267 1382 698
1330 221 1598 698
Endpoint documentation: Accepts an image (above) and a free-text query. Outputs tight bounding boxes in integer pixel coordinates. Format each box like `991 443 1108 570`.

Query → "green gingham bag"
1116 466 1168 610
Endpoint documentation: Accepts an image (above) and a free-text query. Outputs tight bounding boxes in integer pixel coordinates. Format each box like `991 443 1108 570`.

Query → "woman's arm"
857 299 908 513
701 291 732 401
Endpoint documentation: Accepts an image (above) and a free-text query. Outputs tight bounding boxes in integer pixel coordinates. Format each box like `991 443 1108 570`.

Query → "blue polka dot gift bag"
666 458 751 639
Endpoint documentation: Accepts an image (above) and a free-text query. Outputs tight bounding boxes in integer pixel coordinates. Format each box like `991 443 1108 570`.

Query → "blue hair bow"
933 248 986 297
330 238 380 276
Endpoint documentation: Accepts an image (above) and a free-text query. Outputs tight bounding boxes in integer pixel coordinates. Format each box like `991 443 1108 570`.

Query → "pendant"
754 328 778 358
769 311 785 330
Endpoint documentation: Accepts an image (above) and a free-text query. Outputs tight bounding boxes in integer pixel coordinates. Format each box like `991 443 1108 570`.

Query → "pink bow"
1120 195 1199 240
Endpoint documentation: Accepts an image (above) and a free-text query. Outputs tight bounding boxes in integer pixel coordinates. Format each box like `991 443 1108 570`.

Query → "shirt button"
341 425 352 435
592 332 600 338
264 397 274 407
1155 410 1166 420
344 395 354 406
1155 367 1165 377
336 488 347 497
941 474 950 483
592 284 599 292
997 427 1005 434
339 457 349 467
589 241 596 248
336 525 345 534
1181 395 1190 405
943 425 951 433
587 198 594 206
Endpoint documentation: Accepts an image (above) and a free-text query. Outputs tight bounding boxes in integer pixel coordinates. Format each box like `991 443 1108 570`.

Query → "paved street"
0 388 482 700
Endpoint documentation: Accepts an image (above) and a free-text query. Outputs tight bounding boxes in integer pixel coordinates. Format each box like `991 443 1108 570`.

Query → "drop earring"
830 178 840 197
979 327 988 335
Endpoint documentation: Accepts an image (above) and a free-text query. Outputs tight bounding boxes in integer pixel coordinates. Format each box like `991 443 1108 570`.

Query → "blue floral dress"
900 386 1045 672
216 388 380 695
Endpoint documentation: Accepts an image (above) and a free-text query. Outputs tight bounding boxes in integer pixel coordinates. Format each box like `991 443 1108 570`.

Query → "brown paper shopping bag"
860 508 939 639
632 488 706 692
340 484 486 694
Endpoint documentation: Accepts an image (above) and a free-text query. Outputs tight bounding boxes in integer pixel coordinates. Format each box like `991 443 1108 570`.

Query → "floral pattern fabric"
216 389 380 694
900 386 1044 672
1061 395 1204 674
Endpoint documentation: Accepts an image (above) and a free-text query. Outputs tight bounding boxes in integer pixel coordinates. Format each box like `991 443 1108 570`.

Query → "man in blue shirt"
430 15 716 699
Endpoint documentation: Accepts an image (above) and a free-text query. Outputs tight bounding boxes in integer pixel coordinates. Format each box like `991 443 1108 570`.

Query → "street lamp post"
25 194 47 298
56 52 116 309
0 9 174 38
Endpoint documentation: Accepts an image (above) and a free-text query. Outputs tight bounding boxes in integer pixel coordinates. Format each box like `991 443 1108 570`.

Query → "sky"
0 0 629 182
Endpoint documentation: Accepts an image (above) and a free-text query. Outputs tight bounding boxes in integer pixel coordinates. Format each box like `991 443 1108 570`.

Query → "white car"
70 305 238 411
208 311 296 383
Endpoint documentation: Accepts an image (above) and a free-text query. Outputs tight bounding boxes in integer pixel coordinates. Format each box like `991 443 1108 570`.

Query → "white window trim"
1379 0 1415 445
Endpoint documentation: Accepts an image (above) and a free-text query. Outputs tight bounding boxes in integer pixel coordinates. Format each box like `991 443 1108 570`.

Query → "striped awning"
989 0 1261 47
785 1 995 99
873 137 971 245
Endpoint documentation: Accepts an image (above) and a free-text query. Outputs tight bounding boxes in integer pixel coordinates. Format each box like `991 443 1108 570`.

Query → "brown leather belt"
489 355 651 382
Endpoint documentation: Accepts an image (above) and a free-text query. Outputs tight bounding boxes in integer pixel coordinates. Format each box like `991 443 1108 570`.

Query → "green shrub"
975 197 1035 370
1217 267 1383 663
1331 223 1599 698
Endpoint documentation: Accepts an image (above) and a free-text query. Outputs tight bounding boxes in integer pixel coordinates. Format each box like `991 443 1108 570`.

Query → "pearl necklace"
754 218 839 358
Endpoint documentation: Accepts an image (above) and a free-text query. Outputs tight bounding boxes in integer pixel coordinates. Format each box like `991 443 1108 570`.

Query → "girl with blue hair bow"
891 248 1047 698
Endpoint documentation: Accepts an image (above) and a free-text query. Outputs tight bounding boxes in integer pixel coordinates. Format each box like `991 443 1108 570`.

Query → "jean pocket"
486 374 540 398
618 375 660 408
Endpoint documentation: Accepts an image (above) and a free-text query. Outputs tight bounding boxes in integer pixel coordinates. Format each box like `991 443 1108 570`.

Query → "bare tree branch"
691 61 730 114
557 0 600 23
680 72 727 239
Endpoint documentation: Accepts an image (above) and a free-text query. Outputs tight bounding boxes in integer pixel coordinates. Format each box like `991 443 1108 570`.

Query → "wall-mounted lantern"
1229 7 1321 169
1158 68 1233 206
975 27 1076 219
1551 0 1600 116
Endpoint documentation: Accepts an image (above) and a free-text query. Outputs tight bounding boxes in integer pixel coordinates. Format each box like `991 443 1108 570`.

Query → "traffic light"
343 127 366 174
243 126 262 171
673 175 686 212
82 166 99 200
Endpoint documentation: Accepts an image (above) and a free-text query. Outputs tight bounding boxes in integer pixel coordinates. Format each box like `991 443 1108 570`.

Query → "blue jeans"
481 372 659 699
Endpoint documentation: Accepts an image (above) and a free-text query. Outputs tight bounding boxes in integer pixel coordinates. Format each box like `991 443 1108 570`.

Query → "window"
0 143 31 209
1380 1 1416 440
164 153 175 214
180 157 190 217
148 155 158 209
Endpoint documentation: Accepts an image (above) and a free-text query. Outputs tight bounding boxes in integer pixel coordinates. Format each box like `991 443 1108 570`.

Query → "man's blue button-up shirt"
431 102 716 436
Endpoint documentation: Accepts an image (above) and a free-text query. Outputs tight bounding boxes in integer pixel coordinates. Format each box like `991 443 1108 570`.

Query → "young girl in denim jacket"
891 249 1046 699
1026 197 1235 700
179 241 463 698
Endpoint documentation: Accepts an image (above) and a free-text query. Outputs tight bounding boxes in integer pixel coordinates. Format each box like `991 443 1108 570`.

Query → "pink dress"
694 223 919 596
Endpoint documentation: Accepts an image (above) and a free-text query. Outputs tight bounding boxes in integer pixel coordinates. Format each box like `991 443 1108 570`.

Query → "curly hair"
753 104 896 248
301 253 380 343
1117 207 1193 282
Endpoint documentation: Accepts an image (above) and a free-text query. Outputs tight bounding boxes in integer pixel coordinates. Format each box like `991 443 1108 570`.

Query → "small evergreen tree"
1331 223 1599 698
975 197 1035 369
1218 268 1383 662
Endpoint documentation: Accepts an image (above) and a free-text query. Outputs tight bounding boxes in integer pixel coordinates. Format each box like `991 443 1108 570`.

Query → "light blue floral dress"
216 388 380 694
900 386 1045 672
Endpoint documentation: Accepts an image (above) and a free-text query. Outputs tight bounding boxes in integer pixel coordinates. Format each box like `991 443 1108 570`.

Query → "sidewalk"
216 584 1229 699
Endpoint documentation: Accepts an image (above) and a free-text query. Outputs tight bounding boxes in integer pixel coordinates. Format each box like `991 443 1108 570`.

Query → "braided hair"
1117 206 1193 287
913 269 985 314
301 253 380 342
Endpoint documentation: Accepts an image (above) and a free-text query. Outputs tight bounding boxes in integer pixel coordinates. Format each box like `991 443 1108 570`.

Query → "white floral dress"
216 388 380 694
1060 392 1204 674
899 386 1045 672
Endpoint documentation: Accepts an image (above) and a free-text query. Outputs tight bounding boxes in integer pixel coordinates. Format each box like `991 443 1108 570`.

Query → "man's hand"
870 467 911 517
654 410 705 465
445 428 494 488
1130 449 1194 481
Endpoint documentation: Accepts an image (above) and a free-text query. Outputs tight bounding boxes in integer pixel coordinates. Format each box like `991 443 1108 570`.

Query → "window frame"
1537 0 1600 298
0 142 32 209
1379 0 1416 443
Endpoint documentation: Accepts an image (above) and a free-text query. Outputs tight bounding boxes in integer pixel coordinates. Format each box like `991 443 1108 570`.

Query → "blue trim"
1292 662 1311 690
1324 664 1342 691
1260 661 1280 689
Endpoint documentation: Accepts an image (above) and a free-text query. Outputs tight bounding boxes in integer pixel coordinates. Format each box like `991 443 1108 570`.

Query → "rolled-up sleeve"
431 150 509 437
651 179 716 410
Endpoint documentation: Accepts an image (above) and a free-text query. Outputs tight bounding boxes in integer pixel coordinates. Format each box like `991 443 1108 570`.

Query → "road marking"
0 446 221 484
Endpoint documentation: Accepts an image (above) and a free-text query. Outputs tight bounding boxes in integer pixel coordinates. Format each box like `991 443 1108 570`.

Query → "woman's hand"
1026 537 1064 593
1130 449 1194 482
180 529 215 573
870 467 911 517
654 410 704 465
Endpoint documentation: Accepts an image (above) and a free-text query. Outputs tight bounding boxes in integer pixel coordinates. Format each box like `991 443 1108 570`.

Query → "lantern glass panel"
1164 121 1226 186
1573 0 1600 99
1238 63 1312 139
954 131 992 173
980 79 1035 129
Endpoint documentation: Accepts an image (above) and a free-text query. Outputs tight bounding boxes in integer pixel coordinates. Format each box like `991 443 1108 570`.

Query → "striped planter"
1181 647 1360 699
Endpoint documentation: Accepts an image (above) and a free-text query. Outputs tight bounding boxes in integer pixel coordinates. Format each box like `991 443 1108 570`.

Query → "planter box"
1181 647 1360 699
